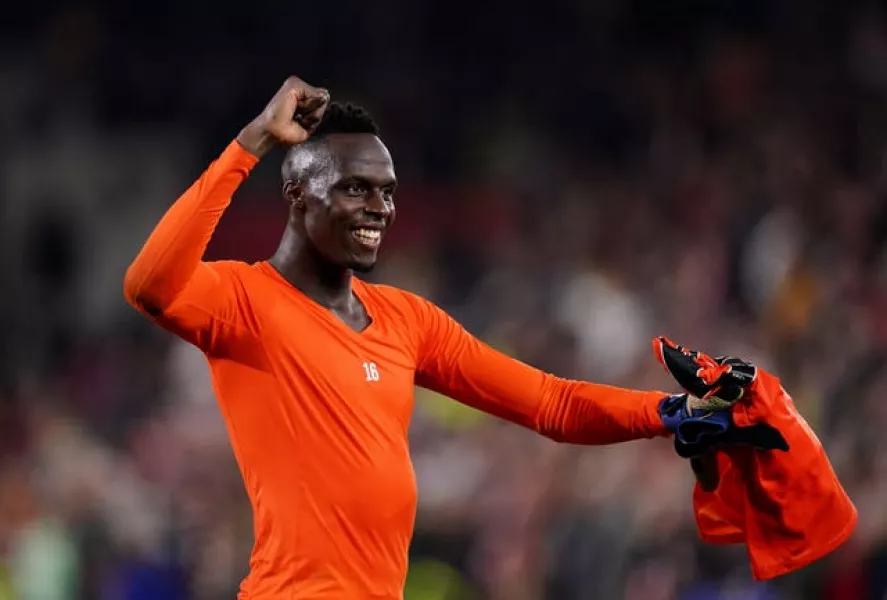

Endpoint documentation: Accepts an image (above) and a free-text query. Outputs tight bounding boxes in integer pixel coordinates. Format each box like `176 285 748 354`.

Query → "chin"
350 260 377 274
343 253 378 273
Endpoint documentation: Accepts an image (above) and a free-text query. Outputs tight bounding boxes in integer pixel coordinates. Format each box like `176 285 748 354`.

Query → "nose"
365 190 392 217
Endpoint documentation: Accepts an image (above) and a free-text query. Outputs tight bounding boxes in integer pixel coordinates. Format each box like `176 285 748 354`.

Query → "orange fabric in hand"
693 368 857 580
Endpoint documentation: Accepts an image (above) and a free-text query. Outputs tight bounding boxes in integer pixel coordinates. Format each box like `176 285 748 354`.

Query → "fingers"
238 76 331 156
654 337 711 398
294 88 330 134
299 88 329 112
652 336 756 408
265 77 330 144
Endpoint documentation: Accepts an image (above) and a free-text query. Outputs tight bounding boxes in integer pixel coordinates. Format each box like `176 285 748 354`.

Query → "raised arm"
122 141 257 318
410 296 670 444
123 77 329 347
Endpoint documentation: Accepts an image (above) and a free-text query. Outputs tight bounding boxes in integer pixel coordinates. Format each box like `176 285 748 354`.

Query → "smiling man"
123 77 679 600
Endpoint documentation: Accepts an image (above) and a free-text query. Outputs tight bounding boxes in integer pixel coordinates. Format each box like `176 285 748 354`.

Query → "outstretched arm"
411 296 669 444
123 76 329 347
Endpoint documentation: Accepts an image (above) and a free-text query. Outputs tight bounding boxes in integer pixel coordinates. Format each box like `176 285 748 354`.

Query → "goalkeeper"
123 74 781 599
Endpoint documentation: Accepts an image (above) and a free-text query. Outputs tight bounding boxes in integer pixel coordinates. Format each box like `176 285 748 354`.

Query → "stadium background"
1 0 887 598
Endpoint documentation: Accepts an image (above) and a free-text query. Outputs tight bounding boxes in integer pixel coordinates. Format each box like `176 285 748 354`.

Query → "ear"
283 180 305 210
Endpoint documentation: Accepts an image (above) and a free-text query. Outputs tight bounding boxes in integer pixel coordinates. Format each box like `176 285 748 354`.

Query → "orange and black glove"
653 337 789 459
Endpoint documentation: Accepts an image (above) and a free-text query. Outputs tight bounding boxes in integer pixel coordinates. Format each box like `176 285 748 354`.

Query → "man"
123 77 685 599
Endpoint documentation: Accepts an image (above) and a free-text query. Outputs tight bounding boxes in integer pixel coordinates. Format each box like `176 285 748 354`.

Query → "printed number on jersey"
363 362 380 382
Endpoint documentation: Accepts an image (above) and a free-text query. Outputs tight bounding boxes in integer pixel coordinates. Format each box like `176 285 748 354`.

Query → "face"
290 134 397 272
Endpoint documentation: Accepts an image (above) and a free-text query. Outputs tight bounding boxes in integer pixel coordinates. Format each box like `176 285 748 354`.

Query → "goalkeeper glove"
653 336 789 459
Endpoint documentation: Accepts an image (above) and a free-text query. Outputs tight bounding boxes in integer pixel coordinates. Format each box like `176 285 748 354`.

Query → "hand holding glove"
653 337 789 459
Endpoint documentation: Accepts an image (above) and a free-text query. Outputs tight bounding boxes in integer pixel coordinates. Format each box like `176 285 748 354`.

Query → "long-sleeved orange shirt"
123 140 670 599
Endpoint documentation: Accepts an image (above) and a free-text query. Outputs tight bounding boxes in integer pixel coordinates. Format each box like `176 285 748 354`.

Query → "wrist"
236 121 276 159
658 393 688 433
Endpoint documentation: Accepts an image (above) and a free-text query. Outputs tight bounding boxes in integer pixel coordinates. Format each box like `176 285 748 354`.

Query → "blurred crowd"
2 1 887 599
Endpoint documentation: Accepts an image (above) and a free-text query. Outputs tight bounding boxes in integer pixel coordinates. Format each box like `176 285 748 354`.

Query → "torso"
212 261 420 599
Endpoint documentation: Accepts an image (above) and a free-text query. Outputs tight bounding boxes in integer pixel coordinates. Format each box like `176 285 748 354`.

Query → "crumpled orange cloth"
691 367 857 580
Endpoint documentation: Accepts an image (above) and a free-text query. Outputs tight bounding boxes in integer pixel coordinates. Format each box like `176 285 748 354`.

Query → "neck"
269 227 354 309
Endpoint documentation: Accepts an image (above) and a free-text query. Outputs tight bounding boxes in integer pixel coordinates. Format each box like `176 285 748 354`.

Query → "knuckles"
284 75 308 89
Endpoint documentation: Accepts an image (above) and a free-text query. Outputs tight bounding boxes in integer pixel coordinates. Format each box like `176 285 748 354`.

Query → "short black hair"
311 101 379 138
281 101 380 182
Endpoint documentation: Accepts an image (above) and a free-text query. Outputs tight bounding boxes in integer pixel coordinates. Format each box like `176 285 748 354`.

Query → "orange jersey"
691 368 857 580
123 140 669 599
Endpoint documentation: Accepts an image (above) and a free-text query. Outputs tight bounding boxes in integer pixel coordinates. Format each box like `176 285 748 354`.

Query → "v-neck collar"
258 261 376 336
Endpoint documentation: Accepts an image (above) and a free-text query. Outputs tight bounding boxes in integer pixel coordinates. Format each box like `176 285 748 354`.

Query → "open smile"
350 227 383 250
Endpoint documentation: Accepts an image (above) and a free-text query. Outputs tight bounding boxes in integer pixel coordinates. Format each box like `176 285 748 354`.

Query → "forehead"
326 134 396 182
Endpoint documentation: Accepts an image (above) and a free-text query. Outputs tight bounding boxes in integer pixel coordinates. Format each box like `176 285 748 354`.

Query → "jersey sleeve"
407 294 669 444
123 140 259 351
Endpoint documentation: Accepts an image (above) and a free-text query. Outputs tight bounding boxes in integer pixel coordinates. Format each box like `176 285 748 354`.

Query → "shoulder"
197 260 274 301
202 259 252 273
357 280 439 322
358 280 424 308
200 261 282 332
204 259 271 282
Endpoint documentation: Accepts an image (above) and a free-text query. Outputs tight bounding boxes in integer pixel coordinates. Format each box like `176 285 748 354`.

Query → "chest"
256 292 418 430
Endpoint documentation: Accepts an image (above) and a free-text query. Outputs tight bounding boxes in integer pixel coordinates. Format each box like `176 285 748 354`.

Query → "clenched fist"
237 77 330 158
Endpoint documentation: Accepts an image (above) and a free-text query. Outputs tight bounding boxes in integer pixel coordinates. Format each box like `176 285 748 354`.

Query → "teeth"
352 228 381 244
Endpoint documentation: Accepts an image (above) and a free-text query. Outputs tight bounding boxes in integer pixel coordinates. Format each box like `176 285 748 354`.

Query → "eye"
381 187 396 202
344 182 366 196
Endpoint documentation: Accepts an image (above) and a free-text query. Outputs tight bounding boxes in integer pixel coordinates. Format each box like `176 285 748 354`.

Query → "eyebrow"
339 174 398 187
